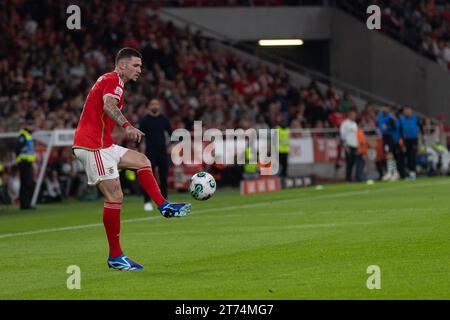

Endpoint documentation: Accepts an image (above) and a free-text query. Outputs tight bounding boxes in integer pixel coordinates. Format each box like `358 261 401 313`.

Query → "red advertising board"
313 137 340 163
240 176 282 195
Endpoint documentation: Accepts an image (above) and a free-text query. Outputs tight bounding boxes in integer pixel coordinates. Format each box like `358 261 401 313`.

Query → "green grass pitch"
0 178 449 299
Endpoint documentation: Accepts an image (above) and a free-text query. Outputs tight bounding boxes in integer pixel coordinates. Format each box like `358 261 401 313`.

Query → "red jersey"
329 112 346 129
73 71 125 150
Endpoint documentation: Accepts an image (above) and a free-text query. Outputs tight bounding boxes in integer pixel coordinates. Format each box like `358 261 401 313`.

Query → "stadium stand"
1 0 449 202
147 0 327 7
0 0 382 135
339 0 450 71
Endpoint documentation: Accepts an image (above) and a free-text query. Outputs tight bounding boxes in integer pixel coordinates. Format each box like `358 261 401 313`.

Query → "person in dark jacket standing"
15 116 36 210
139 99 173 212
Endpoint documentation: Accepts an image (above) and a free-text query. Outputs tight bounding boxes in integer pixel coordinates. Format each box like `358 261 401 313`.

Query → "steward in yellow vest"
276 124 290 178
15 117 36 210
243 146 259 179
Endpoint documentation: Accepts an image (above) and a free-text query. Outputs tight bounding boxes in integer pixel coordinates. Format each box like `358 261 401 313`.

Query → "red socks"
137 166 166 206
103 201 123 258
103 166 165 258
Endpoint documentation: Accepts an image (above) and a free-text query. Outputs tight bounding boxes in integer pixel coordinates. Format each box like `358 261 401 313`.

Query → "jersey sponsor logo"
114 86 123 97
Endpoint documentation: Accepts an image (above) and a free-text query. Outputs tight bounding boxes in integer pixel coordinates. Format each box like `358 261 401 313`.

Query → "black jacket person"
139 99 173 211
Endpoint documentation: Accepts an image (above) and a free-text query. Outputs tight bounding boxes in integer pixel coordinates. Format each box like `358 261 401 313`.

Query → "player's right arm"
103 95 145 143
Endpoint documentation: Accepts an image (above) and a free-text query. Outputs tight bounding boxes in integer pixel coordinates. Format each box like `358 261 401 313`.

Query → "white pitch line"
0 217 160 240
0 179 448 240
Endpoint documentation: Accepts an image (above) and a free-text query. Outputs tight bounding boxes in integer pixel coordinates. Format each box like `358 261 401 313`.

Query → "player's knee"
116 191 124 202
139 153 151 168
111 189 123 202
103 182 123 202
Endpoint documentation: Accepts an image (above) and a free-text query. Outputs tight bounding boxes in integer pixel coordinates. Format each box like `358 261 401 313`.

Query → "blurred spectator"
423 117 442 145
290 118 303 138
340 92 352 113
252 110 266 127
400 106 422 180
0 164 10 204
358 104 378 134
377 106 402 181
6 166 20 204
356 126 368 182
436 113 450 149
341 0 450 72
69 154 89 199
120 169 141 196
340 109 359 182
42 170 63 203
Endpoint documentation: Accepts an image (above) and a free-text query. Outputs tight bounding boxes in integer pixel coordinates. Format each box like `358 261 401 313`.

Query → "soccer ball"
189 171 216 200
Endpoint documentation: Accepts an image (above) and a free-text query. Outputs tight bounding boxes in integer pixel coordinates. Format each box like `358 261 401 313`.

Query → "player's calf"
136 166 167 206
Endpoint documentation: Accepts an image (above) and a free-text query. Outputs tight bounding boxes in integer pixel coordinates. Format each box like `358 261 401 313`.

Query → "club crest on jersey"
107 167 114 175
114 86 123 97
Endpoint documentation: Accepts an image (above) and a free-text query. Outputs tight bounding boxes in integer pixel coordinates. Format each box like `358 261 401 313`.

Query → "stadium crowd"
341 0 450 70
0 0 386 135
143 0 329 7
1 0 449 205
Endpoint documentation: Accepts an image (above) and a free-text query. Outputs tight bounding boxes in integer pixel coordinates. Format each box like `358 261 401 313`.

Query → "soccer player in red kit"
72 48 191 271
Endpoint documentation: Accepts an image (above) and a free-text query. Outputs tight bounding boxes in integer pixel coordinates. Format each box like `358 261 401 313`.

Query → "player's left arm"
103 95 145 142
103 95 128 126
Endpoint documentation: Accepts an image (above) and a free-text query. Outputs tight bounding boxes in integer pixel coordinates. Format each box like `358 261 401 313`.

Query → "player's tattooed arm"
103 95 145 142
103 95 128 127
